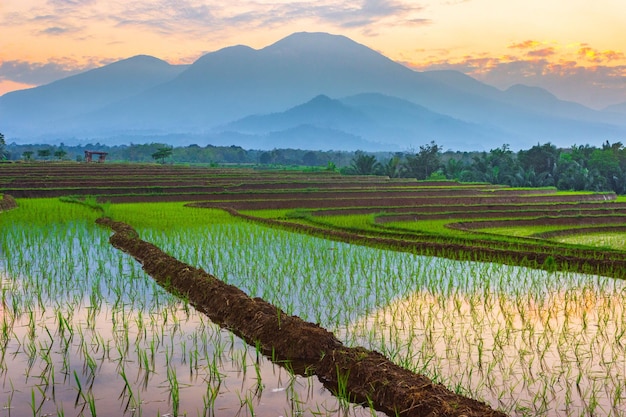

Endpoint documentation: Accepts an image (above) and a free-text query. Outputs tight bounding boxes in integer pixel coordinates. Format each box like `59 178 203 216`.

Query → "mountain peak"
505 84 557 101
267 32 354 48
263 31 380 60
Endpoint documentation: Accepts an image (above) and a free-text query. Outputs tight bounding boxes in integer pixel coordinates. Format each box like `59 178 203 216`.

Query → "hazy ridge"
2 32 625 151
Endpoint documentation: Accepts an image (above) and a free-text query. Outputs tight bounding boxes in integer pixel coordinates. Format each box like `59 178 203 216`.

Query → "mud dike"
96 217 507 417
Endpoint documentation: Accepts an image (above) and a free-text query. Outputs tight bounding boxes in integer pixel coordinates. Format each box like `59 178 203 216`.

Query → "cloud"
578 45 625 63
108 0 426 35
407 42 626 108
40 26 75 35
0 59 99 85
293 0 426 29
527 47 556 58
509 40 542 50
47 0 97 5
112 1 218 35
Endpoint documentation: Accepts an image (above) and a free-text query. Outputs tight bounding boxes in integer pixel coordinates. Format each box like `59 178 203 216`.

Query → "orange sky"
1 0 625 108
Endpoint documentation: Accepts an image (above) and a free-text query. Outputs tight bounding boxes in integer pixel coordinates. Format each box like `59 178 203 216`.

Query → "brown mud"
95 217 507 417
0 194 18 212
208 206 626 279
449 215 626 231
305 201 626 218
375 207 626 223
185 192 614 211
534 225 626 239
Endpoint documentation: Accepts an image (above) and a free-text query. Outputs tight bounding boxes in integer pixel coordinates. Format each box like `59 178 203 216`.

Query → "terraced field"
4 161 626 416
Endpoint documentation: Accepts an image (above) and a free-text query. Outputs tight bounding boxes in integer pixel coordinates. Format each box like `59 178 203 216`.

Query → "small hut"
84 151 108 163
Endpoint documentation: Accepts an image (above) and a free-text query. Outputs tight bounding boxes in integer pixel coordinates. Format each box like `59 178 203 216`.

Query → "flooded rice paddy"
2 203 626 416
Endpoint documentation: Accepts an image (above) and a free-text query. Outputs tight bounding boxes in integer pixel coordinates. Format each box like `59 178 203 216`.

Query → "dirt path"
96 217 506 417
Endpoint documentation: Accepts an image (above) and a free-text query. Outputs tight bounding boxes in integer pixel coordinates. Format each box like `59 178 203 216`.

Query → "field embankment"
96 216 506 417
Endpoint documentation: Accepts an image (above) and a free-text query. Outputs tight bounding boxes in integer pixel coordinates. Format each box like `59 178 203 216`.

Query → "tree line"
343 141 626 194
4 138 626 194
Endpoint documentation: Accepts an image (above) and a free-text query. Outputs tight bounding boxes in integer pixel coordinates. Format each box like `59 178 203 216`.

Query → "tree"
37 149 51 160
380 155 403 178
151 146 173 164
346 151 380 175
0 132 7 160
302 151 320 166
22 151 34 161
516 142 558 186
403 141 441 180
54 149 67 160
468 145 519 185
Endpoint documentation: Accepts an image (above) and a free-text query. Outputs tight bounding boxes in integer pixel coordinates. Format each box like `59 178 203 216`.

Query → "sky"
1 0 625 109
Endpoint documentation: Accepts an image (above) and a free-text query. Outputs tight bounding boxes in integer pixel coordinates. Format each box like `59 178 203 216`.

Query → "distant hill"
222 93 504 151
2 31 626 151
0 55 187 137
604 101 626 115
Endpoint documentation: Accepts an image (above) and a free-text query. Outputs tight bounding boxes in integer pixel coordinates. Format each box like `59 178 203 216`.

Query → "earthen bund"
95 217 506 417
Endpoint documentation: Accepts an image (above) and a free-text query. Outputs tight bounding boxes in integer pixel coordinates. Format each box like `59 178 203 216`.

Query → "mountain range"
2 31 626 151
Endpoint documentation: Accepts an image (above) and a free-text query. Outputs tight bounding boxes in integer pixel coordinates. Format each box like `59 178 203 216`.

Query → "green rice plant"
7 195 626 416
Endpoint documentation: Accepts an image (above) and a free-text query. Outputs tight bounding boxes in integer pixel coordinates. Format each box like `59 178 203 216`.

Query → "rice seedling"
8 189 626 416
113 201 626 416
0 199 383 417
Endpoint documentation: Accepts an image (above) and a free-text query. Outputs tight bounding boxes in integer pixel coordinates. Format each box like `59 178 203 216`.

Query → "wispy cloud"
0 58 101 85
527 47 556 58
508 40 542 50
407 41 626 108
86 0 427 36
112 1 218 35
577 44 625 63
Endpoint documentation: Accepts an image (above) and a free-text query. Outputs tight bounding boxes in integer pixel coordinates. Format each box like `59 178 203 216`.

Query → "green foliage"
37 149 51 160
0 132 7 160
151 145 173 164
403 141 441 180
345 151 381 175
107 203 239 231
53 149 67 160
7 139 626 194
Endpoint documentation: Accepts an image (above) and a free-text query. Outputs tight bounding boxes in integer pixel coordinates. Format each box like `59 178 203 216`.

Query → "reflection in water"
121 223 626 416
5 212 625 416
343 268 626 417
0 221 383 417
1 301 375 416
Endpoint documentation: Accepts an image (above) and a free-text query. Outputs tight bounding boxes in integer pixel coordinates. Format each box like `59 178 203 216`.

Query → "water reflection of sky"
343 273 626 417
0 221 384 417
7 216 621 416
139 224 626 416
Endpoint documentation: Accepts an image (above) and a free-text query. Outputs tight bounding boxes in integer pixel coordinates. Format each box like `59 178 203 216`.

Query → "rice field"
0 200 383 416
4 163 626 416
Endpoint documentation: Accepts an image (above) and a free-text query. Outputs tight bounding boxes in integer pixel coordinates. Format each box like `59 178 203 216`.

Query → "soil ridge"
204 206 626 278
95 216 506 417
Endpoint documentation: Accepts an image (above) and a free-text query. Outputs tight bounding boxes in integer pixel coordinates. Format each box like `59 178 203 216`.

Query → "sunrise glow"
1 0 625 108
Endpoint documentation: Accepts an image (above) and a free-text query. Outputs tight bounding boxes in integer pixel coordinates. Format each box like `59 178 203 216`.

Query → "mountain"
73 32 437 133
605 101 626 115
2 31 626 150
224 94 373 133
223 93 507 151
0 55 187 137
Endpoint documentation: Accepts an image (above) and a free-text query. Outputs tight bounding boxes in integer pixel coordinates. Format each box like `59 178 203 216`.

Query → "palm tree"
347 151 380 175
